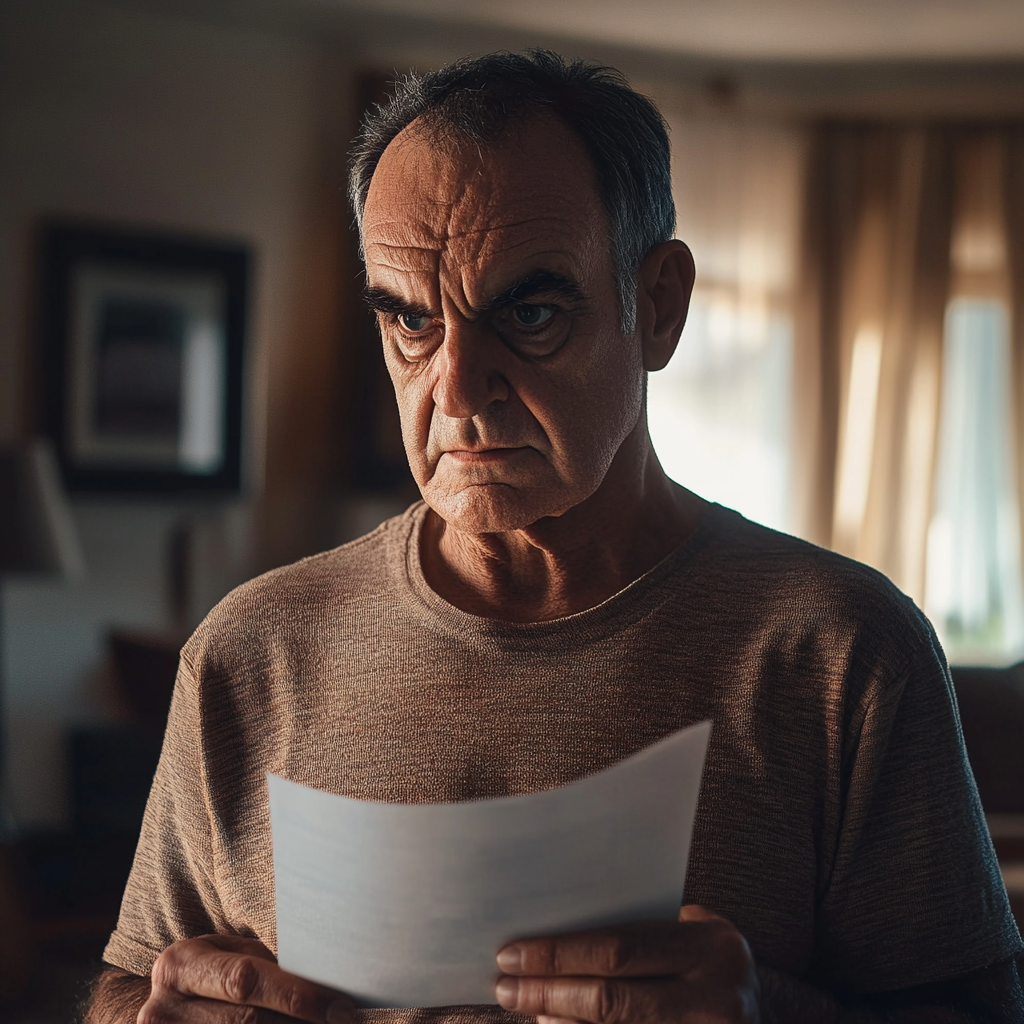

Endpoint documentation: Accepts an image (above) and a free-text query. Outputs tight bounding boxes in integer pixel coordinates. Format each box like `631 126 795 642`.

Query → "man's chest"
270 637 713 803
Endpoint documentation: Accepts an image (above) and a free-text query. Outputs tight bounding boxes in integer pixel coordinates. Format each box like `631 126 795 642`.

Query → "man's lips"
441 447 532 464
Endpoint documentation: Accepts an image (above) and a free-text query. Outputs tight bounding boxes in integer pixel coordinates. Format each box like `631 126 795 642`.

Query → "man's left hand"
494 905 760 1024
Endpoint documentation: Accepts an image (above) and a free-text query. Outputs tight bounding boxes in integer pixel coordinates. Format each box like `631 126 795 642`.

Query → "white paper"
269 720 711 1009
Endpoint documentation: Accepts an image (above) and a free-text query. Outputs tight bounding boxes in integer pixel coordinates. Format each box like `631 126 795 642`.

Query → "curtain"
1005 129 1024 616
929 133 1024 658
651 112 1024 657
795 124 956 606
798 121 1024 664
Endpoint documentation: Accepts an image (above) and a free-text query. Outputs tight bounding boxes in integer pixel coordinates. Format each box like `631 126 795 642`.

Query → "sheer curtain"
795 125 956 602
650 110 1024 663
798 125 1024 663
648 112 806 533
925 135 1024 660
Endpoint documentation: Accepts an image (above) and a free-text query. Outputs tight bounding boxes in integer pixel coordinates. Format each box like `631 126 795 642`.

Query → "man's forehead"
362 115 608 294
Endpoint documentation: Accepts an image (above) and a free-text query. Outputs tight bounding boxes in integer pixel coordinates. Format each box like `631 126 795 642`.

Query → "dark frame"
39 222 250 494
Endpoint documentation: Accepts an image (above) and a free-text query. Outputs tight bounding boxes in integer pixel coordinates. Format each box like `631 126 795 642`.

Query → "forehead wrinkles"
366 200 603 313
440 214 596 312
363 117 609 302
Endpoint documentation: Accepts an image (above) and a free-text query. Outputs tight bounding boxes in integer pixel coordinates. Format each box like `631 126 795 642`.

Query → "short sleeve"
102 657 229 976
813 622 1023 992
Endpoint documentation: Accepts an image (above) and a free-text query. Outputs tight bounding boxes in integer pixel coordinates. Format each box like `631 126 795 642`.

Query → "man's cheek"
402 434 435 488
394 392 437 486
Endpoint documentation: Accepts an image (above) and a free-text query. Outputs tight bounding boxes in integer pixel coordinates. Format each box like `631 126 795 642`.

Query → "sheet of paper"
269 720 711 1009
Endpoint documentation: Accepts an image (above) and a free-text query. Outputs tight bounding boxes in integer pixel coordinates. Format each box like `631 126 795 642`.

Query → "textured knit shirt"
104 501 1022 1017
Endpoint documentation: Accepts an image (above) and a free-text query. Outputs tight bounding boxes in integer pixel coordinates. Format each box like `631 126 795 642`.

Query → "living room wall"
0 0 353 827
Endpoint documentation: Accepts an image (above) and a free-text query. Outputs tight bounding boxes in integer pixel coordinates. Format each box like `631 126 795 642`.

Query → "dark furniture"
952 663 1024 819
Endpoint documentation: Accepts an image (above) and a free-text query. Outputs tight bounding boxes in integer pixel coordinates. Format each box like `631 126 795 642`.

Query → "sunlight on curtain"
926 301 1024 662
924 135 1024 664
833 324 883 540
647 114 805 532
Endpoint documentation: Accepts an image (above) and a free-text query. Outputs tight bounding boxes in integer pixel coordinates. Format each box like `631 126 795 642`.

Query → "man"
86 51 1022 1024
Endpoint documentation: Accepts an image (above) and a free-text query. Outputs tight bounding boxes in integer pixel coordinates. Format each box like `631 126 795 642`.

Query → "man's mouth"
442 447 532 464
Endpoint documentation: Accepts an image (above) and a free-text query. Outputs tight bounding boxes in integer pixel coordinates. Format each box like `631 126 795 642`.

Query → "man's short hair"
348 49 676 332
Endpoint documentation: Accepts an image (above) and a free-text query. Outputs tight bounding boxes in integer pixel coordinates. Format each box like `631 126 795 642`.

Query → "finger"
496 975 677 1024
677 905 727 924
139 991 310 1024
498 921 708 978
152 941 353 1024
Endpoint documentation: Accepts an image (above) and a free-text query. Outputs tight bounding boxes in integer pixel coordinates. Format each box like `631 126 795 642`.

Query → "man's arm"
82 936 354 1024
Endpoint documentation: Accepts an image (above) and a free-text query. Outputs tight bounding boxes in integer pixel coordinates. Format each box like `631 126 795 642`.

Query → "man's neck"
419 432 706 622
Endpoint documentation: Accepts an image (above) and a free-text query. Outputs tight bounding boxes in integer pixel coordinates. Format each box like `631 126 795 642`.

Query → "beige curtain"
795 124 956 604
1004 129 1024 585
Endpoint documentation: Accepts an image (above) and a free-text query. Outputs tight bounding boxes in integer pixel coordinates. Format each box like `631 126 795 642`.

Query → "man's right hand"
139 934 355 1024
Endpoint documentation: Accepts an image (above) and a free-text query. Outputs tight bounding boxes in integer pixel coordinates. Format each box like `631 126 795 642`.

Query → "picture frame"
39 222 250 494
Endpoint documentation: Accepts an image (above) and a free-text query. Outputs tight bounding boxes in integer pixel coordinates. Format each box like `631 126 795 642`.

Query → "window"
648 288 793 531
647 112 805 533
924 136 1024 664
925 298 1024 662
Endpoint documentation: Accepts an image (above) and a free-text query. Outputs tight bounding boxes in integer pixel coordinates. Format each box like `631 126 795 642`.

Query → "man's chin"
423 482 569 535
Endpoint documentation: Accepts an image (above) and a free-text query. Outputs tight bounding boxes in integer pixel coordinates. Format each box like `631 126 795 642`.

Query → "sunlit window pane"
648 111 803 532
925 298 1024 662
648 290 793 531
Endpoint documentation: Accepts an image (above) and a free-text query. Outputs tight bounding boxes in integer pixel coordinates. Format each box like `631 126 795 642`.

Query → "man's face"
361 114 646 534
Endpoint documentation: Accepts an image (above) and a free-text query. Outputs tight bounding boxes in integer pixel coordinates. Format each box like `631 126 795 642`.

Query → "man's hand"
138 934 355 1024
494 905 759 1024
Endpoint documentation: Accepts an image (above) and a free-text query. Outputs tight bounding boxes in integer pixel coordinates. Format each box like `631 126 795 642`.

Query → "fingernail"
326 999 352 1024
496 944 523 973
495 976 520 1009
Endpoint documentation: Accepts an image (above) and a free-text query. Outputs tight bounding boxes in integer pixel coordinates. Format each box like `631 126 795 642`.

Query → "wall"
0 0 353 827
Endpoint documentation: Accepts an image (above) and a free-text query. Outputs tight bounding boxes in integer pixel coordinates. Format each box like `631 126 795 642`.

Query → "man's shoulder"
226 509 405 605
693 506 937 656
181 505 416 669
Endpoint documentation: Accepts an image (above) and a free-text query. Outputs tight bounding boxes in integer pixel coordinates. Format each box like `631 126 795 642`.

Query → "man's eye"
511 304 554 328
397 313 432 332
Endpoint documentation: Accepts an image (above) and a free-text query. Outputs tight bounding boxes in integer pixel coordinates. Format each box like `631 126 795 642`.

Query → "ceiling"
315 0 1024 62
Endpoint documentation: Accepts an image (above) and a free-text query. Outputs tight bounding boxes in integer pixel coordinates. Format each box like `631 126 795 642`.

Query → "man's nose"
432 320 509 418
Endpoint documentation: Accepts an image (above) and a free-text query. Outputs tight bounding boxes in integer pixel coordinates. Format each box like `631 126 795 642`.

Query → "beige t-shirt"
104 501 1021 1013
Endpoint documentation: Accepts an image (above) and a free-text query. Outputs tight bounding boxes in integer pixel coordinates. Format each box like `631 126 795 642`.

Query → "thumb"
678 904 728 924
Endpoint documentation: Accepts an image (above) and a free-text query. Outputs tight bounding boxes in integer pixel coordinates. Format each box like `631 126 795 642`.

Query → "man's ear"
636 240 695 372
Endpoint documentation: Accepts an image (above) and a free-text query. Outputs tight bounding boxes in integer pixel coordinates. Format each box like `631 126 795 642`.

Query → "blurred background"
3 0 1024 1018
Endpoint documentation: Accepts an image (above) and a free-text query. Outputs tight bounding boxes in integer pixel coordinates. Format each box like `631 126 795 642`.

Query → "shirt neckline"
393 500 734 644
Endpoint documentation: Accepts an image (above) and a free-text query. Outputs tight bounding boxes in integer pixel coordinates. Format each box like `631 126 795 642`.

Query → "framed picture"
39 222 250 493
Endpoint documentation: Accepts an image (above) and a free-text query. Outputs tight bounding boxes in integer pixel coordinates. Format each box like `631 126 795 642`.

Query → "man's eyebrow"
362 270 586 321
486 270 587 310
363 287 437 319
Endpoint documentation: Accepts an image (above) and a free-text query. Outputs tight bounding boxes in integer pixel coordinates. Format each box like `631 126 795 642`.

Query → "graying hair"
348 49 676 333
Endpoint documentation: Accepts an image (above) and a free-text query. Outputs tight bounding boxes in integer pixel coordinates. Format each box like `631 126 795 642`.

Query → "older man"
86 51 1021 1024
